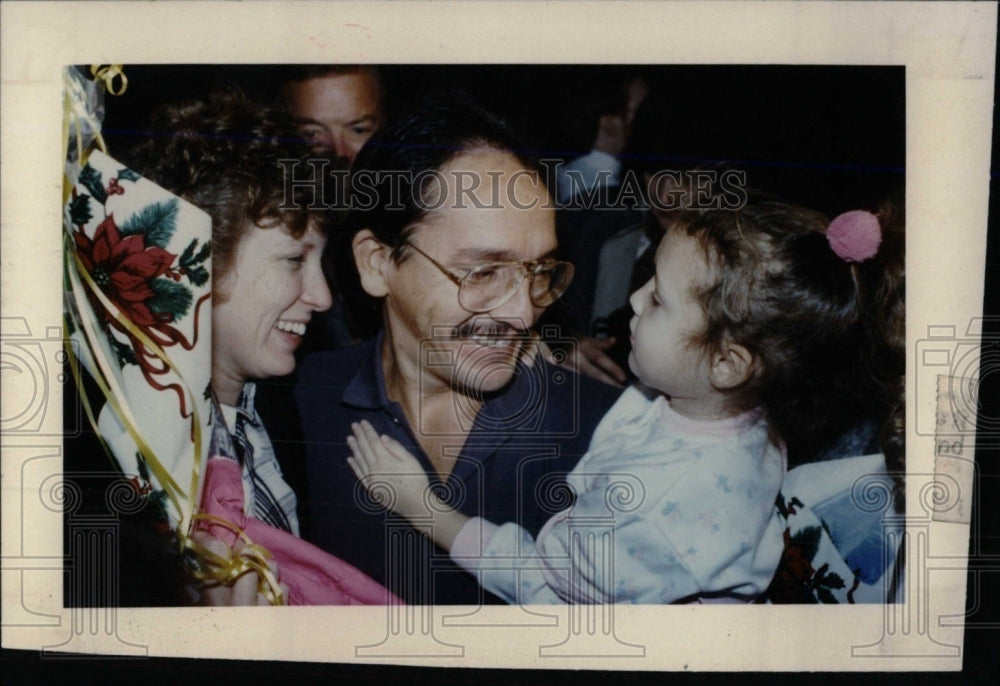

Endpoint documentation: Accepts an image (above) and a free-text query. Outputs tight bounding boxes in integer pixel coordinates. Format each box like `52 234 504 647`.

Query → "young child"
347 197 900 604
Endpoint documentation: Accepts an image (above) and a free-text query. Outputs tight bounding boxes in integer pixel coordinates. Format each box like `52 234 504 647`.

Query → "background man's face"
381 148 556 396
283 71 383 161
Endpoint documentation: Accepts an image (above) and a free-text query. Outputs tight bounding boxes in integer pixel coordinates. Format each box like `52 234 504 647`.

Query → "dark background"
98 64 905 215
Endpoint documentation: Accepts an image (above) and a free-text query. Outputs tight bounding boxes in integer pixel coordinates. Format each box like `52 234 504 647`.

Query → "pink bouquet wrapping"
196 454 401 605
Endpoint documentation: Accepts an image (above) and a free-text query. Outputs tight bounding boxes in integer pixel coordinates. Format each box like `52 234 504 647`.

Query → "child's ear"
352 229 391 298
709 341 754 391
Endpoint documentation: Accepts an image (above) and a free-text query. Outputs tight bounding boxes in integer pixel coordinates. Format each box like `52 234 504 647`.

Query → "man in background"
279 65 385 162
276 66 387 350
555 73 648 205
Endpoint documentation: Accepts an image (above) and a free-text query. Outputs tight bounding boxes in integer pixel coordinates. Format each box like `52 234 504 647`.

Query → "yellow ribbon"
63 317 117 468
65 319 282 606
90 64 128 96
187 513 286 606
67 219 279 606
62 65 128 203
62 62 267 606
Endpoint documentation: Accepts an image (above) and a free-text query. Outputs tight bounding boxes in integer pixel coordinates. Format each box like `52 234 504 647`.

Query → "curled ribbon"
90 64 128 96
187 513 286 605
63 65 128 181
62 62 236 606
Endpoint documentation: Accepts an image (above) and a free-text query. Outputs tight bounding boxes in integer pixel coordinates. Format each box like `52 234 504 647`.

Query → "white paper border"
2 0 995 672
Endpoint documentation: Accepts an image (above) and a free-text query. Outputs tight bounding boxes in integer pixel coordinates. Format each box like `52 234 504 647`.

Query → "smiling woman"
126 90 334 408
120 90 397 605
211 222 331 405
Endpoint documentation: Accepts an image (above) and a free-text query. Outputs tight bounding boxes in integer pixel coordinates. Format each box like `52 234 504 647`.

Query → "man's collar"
586 148 623 175
341 330 391 410
467 355 548 444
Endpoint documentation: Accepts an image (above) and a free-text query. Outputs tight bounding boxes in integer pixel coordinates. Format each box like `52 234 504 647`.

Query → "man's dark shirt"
272 331 620 605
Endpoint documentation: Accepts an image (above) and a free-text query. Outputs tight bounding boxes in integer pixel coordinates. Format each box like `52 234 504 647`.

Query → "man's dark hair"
334 89 546 336
344 88 542 252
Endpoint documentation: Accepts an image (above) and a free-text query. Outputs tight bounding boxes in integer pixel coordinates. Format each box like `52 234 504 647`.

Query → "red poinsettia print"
74 214 176 328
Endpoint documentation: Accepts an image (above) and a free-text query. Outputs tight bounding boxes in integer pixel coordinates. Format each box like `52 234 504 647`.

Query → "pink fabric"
656 396 764 438
197 457 402 606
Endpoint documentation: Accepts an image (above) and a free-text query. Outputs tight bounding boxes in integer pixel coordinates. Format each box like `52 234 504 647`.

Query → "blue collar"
341 330 392 410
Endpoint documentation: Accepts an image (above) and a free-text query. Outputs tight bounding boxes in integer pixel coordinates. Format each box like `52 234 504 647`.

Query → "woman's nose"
303 264 333 312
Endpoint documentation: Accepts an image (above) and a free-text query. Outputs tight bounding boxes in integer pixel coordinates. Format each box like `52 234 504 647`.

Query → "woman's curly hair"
125 88 335 284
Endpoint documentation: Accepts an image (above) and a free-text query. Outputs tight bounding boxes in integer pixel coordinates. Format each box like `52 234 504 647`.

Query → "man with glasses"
284 91 621 605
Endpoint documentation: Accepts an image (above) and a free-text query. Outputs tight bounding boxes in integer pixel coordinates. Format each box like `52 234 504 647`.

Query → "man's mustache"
450 318 530 340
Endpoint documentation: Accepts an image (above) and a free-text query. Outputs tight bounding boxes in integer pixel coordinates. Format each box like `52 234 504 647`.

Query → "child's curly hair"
673 193 905 507
125 88 337 285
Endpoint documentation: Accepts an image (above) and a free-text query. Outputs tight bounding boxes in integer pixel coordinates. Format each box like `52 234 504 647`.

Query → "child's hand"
347 420 432 522
347 420 472 551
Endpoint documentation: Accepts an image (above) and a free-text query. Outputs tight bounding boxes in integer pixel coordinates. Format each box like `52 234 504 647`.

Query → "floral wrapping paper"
65 148 213 530
767 454 902 604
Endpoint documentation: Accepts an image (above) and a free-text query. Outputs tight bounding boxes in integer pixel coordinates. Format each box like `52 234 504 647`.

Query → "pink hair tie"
826 210 882 262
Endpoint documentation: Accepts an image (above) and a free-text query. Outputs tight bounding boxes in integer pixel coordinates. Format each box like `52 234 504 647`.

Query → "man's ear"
708 341 754 391
352 229 391 298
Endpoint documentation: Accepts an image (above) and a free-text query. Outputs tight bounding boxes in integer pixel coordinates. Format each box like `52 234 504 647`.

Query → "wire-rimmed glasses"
405 242 574 313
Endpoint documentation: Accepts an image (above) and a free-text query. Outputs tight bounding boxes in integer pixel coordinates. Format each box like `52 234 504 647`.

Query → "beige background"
1 0 995 671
